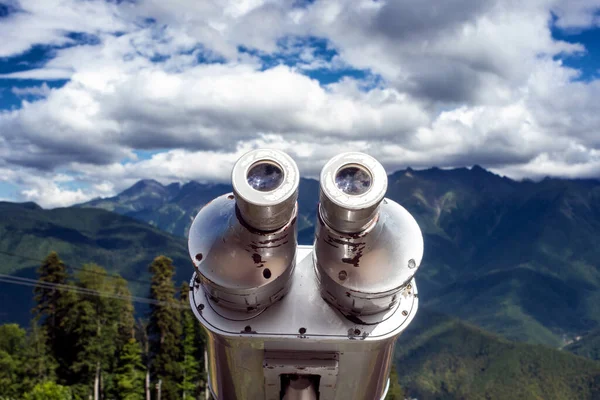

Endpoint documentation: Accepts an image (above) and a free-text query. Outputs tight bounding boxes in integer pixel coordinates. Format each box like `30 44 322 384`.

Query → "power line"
0 249 154 285
0 274 188 310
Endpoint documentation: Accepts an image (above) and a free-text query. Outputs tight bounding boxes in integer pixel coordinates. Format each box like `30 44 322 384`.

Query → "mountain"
567 329 600 361
0 201 191 325
78 168 600 347
395 309 600 400
79 178 322 237
79 179 232 237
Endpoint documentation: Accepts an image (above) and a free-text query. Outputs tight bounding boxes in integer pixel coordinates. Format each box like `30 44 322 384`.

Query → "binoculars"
188 149 424 400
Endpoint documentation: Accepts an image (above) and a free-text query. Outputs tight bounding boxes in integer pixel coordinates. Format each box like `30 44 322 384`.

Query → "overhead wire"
0 250 191 310
0 249 155 285
0 273 189 310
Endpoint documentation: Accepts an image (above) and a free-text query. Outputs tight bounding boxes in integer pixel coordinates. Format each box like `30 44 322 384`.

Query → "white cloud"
0 0 600 207
0 0 129 57
11 83 51 97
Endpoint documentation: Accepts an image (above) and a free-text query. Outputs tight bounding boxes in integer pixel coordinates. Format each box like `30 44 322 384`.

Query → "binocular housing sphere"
188 149 424 400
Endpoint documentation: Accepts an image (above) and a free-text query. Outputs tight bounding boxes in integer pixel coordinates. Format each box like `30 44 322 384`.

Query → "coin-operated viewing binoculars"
187 149 424 400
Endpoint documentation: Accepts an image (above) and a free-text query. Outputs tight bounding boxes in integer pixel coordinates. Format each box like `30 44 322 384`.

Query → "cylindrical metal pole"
282 376 318 400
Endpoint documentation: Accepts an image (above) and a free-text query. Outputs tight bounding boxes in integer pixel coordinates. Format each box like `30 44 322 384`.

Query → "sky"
1 0 600 208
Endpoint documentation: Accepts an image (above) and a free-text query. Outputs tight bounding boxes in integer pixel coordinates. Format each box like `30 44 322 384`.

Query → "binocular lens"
232 149 299 231
247 161 285 192
335 165 372 196
319 152 387 233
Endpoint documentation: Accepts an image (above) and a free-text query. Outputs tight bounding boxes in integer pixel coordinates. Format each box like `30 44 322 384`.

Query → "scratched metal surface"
190 245 419 340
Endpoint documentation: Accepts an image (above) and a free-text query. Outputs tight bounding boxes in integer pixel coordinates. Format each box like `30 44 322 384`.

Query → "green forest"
0 252 206 400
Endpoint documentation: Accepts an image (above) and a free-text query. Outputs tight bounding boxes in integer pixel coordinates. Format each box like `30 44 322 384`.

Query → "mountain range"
2 165 600 397
76 166 600 347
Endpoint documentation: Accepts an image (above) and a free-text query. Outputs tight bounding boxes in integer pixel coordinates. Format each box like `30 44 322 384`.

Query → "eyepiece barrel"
232 149 299 231
319 152 387 233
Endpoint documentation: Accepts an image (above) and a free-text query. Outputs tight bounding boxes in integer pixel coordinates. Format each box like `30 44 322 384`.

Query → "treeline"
0 252 206 400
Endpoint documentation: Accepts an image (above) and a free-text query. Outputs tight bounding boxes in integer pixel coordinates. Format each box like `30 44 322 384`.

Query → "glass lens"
335 165 372 195
247 162 284 192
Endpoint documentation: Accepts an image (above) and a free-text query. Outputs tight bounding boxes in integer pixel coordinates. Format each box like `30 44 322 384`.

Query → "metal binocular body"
187 149 424 400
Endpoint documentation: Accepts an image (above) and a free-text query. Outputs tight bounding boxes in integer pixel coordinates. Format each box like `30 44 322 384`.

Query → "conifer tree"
148 256 181 400
0 324 26 398
20 321 57 393
23 381 72 400
70 264 126 400
115 338 146 400
33 252 77 382
178 283 200 399
102 275 137 399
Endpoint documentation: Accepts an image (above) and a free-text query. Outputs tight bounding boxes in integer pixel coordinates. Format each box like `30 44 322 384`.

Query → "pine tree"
70 264 125 400
20 321 57 393
178 283 200 399
0 324 26 398
105 276 137 399
23 381 72 400
148 256 182 400
32 252 78 383
115 338 146 400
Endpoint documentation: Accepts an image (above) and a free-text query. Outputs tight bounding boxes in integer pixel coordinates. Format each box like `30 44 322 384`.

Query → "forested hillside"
395 309 600 399
0 252 205 400
0 202 190 325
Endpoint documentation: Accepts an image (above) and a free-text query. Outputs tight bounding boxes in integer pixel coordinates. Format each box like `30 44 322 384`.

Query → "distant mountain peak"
0 201 42 210
129 179 163 189
120 179 166 196
470 164 486 172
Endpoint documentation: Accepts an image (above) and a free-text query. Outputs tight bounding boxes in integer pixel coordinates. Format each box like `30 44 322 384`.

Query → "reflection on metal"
263 352 338 400
188 150 424 400
282 376 318 400
314 199 423 316
190 247 417 400
188 193 297 312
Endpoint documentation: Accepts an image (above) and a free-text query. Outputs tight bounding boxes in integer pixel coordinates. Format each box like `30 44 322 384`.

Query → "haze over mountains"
76 165 600 347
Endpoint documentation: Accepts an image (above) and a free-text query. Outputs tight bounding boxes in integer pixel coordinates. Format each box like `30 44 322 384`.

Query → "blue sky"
1 0 600 207
552 24 600 80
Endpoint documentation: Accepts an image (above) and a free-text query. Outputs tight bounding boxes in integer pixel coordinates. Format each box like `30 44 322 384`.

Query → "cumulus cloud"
0 0 600 207
11 83 51 97
0 0 129 57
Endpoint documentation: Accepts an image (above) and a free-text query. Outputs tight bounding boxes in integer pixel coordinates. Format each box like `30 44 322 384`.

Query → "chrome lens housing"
188 149 299 312
232 149 299 231
319 152 387 233
314 152 424 316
